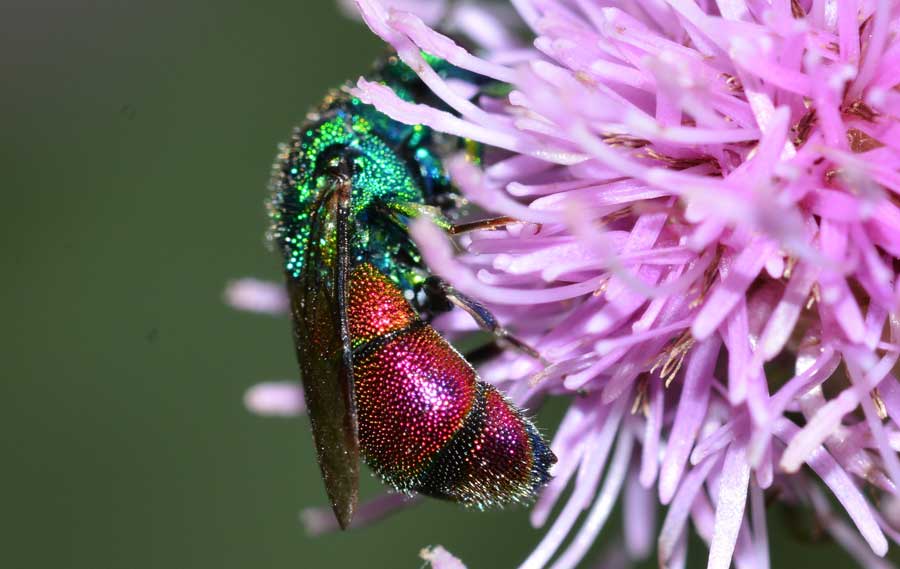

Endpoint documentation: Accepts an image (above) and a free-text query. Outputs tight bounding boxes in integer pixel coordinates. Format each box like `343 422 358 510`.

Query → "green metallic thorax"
270 55 471 293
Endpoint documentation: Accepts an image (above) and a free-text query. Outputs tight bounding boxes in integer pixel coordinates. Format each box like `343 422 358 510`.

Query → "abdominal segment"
348 263 556 506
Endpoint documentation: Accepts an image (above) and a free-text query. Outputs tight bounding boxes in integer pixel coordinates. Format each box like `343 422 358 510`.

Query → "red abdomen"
347 263 555 506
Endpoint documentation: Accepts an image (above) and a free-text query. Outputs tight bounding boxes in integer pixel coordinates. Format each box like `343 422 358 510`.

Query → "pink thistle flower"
231 0 900 567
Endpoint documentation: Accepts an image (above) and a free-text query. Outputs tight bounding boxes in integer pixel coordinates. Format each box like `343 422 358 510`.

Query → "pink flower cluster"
229 0 900 567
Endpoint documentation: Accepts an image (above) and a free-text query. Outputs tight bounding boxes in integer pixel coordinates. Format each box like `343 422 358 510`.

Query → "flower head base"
232 0 900 568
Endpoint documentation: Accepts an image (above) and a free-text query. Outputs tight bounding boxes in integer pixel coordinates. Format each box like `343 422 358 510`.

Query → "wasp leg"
462 341 503 367
419 276 544 362
389 202 522 235
447 216 519 235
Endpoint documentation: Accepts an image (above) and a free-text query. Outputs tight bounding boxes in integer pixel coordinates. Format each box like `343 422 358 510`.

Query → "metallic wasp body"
270 55 555 529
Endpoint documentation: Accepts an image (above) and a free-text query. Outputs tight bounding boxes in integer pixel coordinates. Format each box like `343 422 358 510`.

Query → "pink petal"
640 375 665 487
658 455 719 564
224 279 288 315
624 465 656 560
775 419 888 556
692 239 776 340
659 336 721 504
750 482 770 569
758 260 819 360
244 382 304 417
519 398 627 569
420 546 467 569
302 493 419 536
706 440 751 569
548 431 634 569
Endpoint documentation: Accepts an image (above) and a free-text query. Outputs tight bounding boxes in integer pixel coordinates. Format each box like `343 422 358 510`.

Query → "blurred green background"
2 1 893 567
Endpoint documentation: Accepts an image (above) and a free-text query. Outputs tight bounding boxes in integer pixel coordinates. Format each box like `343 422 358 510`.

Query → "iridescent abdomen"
348 263 555 506
354 326 477 486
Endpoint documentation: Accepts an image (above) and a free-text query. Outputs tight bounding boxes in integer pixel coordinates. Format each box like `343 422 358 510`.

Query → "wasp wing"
288 175 358 530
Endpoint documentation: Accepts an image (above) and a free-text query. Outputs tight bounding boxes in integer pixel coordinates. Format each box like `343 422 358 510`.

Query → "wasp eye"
326 152 362 174
314 144 356 179
350 155 365 175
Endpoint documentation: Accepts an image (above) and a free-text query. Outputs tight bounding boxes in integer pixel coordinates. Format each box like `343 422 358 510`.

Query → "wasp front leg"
414 274 544 362
392 202 522 235
440 216 540 358
447 216 519 235
391 203 538 358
